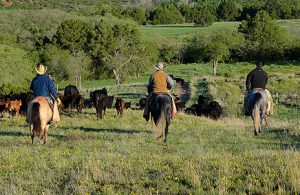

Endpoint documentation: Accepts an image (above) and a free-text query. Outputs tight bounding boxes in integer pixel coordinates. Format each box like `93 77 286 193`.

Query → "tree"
184 30 244 75
122 7 147 25
53 19 91 53
0 44 34 95
217 0 239 21
67 51 91 89
205 31 244 75
86 21 148 84
150 3 184 24
40 45 70 82
192 4 215 26
238 10 287 60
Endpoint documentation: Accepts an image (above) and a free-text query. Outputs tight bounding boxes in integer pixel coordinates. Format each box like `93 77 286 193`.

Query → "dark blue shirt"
30 74 58 99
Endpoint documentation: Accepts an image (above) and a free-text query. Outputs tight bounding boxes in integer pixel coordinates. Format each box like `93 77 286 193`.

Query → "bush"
192 5 215 27
0 44 34 95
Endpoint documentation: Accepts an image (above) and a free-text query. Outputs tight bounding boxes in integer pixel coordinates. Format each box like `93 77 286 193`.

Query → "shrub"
0 44 34 95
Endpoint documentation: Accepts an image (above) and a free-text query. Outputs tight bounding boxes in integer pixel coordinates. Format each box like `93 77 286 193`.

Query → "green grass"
0 109 299 193
140 20 300 44
2 61 299 193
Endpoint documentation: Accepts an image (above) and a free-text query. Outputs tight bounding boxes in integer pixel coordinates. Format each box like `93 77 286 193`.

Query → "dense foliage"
0 44 34 94
0 1 299 95
238 11 287 60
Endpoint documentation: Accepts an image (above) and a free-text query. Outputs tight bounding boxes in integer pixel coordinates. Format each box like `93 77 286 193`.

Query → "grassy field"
0 62 297 193
58 62 300 115
0 107 299 193
140 20 300 44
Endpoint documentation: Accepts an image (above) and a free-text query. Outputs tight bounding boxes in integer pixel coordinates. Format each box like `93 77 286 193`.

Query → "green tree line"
0 5 299 95
3 0 300 26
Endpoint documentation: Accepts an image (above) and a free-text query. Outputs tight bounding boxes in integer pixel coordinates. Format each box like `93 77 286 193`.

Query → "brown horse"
27 97 52 144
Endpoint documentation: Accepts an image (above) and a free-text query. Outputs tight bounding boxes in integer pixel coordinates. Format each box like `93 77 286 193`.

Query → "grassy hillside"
1 59 299 195
58 62 300 118
140 20 300 44
0 108 299 193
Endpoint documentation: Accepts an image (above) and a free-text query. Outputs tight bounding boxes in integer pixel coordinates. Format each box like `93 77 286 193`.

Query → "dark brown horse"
27 97 52 144
150 93 172 142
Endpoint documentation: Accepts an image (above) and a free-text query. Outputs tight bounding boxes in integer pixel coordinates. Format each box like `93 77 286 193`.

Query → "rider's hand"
56 98 62 105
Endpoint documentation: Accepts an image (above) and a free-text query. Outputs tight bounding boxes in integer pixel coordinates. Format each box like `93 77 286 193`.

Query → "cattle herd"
0 79 223 120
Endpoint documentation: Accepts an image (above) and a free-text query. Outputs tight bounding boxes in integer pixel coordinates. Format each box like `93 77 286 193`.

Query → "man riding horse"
244 60 273 116
26 64 61 124
143 62 177 121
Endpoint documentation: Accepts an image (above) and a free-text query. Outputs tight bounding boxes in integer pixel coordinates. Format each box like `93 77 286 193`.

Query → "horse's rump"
246 89 268 135
150 93 172 123
27 97 52 125
27 97 53 144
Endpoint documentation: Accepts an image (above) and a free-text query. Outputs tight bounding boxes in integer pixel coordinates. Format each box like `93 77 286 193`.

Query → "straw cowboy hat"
35 64 47 75
154 62 166 70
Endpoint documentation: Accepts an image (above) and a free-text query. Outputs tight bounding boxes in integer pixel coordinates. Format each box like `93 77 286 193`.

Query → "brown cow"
0 98 7 114
115 98 125 117
6 100 22 116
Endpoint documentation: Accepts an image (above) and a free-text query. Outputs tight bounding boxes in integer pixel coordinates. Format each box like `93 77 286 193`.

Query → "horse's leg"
265 116 269 126
43 124 49 144
164 124 169 142
96 107 99 120
30 124 34 144
252 104 260 136
39 132 44 145
259 111 266 133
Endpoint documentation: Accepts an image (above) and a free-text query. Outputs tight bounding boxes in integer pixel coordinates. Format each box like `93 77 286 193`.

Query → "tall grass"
1 61 300 193
0 109 299 193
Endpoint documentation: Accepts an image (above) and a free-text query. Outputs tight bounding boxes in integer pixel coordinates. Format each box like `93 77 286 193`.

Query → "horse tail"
254 92 262 103
253 93 262 136
32 102 41 132
155 110 166 139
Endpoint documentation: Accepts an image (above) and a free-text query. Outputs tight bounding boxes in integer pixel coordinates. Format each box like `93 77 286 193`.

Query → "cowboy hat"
154 62 166 70
35 64 47 75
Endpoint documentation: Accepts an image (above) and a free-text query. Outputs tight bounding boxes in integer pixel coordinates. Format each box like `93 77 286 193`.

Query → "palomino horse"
246 89 268 136
150 93 172 142
27 97 52 144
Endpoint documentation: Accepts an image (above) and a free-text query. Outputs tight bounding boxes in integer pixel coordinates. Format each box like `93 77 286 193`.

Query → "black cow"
84 98 93 109
64 85 80 109
174 77 185 85
185 107 197 116
197 95 209 116
206 101 222 120
115 98 125 117
124 101 131 110
139 97 147 110
90 88 108 120
106 95 114 109
75 95 85 113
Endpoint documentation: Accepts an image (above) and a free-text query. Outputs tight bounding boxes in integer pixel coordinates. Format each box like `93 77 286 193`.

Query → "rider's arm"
166 75 174 89
30 79 34 91
245 72 252 91
148 76 154 94
47 76 58 100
